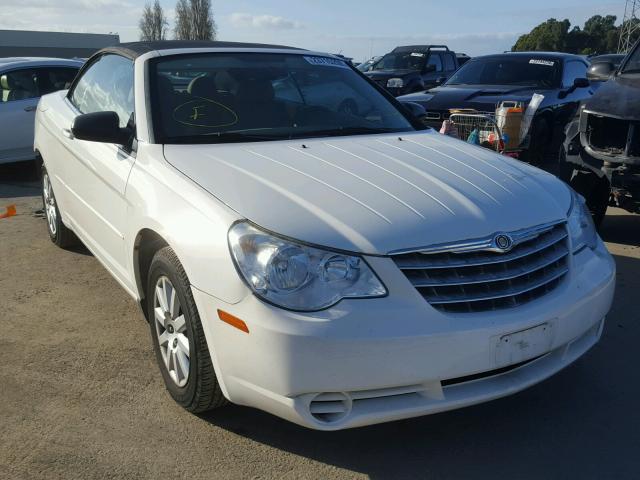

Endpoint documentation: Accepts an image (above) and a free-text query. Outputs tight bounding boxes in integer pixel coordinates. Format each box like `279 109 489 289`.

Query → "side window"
37 67 79 95
444 53 456 72
562 61 588 88
0 69 39 103
427 53 443 72
70 55 134 128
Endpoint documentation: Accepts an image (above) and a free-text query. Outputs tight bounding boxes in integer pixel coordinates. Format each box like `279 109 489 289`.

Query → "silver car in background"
0 57 82 164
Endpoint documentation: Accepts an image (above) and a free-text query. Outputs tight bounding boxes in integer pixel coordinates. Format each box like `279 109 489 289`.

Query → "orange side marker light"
217 309 249 333
0 204 16 219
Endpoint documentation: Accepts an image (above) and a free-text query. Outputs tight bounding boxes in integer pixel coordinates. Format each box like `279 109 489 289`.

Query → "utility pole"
619 0 640 53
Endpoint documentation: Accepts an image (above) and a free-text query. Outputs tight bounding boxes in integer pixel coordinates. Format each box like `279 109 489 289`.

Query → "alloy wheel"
42 172 57 236
154 276 190 387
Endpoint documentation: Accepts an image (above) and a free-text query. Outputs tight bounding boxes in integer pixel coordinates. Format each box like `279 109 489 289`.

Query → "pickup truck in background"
561 38 640 227
363 45 459 96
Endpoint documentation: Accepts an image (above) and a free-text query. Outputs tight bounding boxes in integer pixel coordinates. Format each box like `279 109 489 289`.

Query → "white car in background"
34 41 615 430
0 57 82 164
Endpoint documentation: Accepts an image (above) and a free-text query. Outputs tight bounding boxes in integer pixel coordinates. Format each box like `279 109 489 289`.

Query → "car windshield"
446 56 561 88
150 53 415 144
356 58 378 72
621 44 640 74
372 52 426 71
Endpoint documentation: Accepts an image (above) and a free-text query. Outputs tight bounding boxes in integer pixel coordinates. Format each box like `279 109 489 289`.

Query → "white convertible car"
0 57 82 164
34 41 615 430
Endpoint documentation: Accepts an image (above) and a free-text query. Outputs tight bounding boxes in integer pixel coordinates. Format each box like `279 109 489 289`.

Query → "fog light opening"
308 392 352 424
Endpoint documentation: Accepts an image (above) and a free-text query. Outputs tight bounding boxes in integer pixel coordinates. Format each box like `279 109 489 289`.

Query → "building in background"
0 30 119 59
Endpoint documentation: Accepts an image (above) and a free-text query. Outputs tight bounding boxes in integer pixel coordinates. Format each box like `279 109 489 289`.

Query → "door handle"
24 105 36 112
62 128 74 139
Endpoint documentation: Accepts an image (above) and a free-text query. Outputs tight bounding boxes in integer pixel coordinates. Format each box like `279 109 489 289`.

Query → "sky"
0 0 627 61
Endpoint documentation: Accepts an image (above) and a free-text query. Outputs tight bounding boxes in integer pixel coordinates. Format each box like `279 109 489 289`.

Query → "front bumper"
192 239 615 430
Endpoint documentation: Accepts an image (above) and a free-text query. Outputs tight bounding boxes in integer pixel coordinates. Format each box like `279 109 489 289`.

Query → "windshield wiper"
164 127 410 144
165 132 282 144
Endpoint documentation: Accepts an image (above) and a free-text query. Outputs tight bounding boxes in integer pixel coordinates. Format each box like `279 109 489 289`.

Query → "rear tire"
147 246 227 413
41 165 77 248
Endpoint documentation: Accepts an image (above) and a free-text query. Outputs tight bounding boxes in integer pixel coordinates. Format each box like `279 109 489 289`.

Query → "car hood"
399 84 547 111
365 69 417 80
163 131 570 254
584 75 640 120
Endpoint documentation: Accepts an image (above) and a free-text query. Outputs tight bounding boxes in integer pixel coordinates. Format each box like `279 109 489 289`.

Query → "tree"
512 18 571 52
174 0 192 40
583 15 618 53
190 0 217 40
174 0 217 40
139 0 168 41
512 15 625 54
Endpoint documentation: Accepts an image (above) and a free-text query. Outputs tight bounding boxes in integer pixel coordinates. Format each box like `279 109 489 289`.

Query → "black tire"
525 119 550 168
570 170 610 230
557 144 575 183
41 164 78 248
147 246 227 413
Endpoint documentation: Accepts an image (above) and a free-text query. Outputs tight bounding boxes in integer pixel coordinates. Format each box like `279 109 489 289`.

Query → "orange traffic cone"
0 204 17 219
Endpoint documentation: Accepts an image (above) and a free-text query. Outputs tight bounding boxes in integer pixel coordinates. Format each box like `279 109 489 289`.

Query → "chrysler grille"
392 223 569 313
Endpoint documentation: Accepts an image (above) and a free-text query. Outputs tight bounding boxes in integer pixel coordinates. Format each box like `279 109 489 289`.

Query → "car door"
554 60 592 143
443 52 457 76
422 53 443 89
0 68 40 163
53 54 136 289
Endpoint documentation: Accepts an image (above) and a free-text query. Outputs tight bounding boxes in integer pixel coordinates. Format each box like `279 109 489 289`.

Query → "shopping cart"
448 112 503 153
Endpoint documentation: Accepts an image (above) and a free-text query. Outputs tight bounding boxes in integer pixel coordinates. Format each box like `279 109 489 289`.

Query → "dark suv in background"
364 45 459 96
398 52 594 169
562 39 640 227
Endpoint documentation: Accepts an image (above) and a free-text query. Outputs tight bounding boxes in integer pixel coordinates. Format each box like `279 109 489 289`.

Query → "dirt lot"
1 161 639 480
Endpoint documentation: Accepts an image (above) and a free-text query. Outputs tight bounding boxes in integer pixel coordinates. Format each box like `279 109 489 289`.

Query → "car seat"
0 72 37 102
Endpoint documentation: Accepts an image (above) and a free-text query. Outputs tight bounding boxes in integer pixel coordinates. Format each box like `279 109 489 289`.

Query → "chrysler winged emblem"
494 233 514 252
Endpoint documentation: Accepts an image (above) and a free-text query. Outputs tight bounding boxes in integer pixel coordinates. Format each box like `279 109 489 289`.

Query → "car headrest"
187 75 218 98
236 77 275 102
214 71 237 94
0 74 14 90
1 72 37 94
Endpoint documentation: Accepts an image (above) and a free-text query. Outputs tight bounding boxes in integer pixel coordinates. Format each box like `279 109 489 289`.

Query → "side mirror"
435 76 447 85
71 111 131 145
559 77 591 99
422 64 436 74
401 101 426 120
587 62 615 82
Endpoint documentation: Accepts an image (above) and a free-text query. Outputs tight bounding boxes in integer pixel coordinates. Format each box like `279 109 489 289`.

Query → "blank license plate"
495 323 553 368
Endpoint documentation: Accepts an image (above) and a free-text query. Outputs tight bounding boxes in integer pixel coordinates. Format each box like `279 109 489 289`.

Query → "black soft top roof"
100 40 304 59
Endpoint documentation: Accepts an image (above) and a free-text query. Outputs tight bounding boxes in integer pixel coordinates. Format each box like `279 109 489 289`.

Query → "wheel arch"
133 228 170 321
34 149 45 176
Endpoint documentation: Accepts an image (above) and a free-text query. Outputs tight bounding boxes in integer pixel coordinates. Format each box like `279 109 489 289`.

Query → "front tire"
41 165 77 248
525 119 550 168
147 246 227 413
570 169 610 229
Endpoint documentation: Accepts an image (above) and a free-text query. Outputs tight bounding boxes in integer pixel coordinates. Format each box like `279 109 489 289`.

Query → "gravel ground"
1 161 639 480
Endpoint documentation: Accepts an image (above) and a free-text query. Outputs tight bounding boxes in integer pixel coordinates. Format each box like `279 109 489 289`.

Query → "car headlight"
228 222 387 311
567 189 598 252
387 78 404 88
